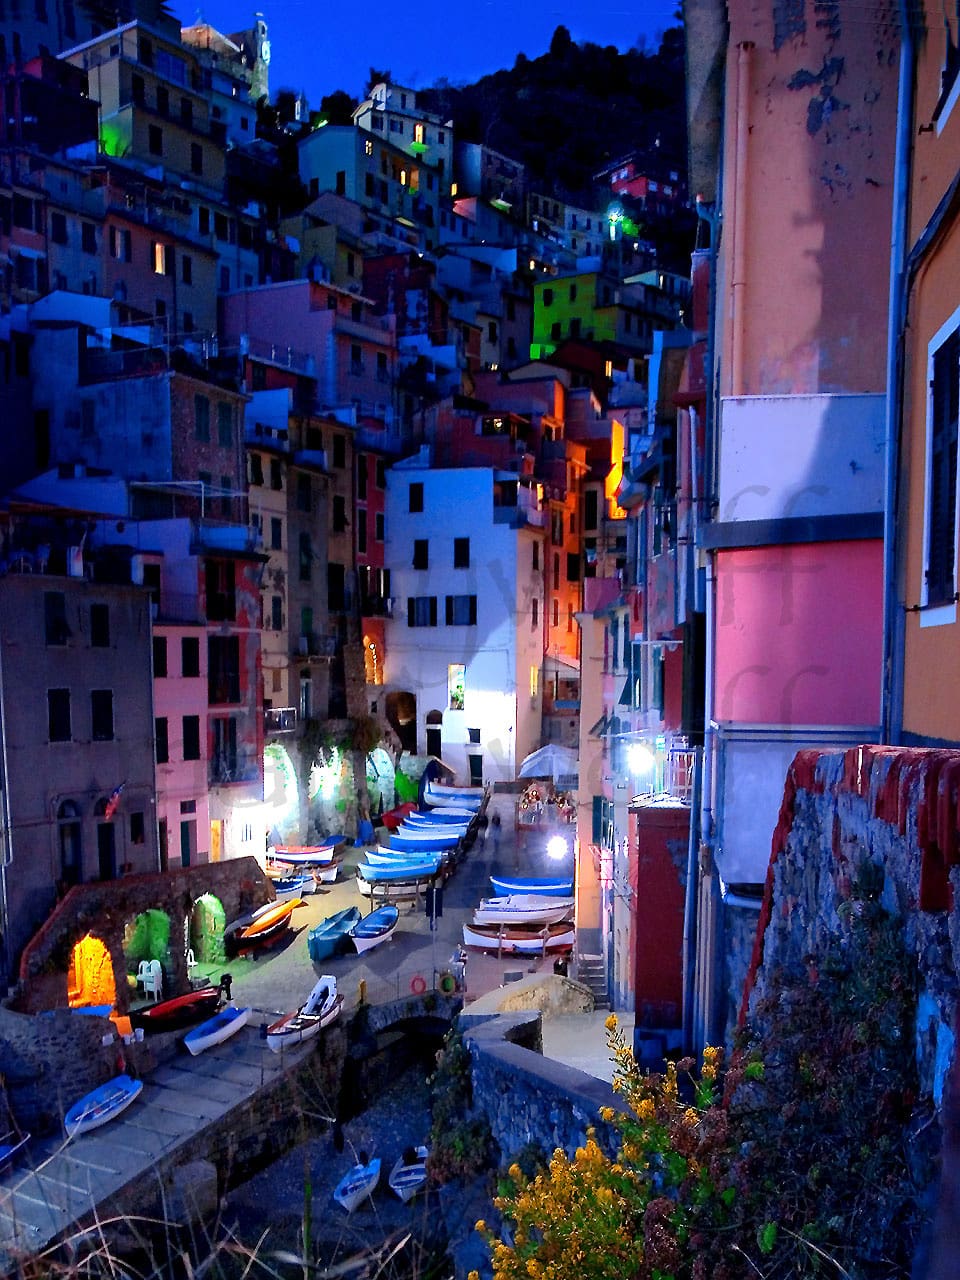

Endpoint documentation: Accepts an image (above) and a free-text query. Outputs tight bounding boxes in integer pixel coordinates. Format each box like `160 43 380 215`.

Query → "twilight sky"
175 2 680 106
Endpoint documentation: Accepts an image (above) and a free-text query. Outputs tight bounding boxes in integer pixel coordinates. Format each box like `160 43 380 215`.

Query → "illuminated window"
451 182 458 196
365 138 373 156
448 664 465 711
530 666 539 697
414 122 425 143
152 242 173 276
400 169 407 186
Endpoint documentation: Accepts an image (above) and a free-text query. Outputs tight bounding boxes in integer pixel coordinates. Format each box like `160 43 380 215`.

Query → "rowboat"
307 906 362 963
424 793 482 813
223 898 280 942
473 895 575 927
397 820 470 839
389 1146 429 1202
226 898 301 957
462 921 576 953
183 1004 251 1055
65 1074 143 1138
130 985 223 1034
424 780 485 800
390 829 461 853
357 857 441 885
333 1155 381 1212
490 874 574 898
349 904 399 954
272 872 320 900
365 845 447 866
381 802 418 831
265 975 343 1053
269 836 345 866
405 808 476 826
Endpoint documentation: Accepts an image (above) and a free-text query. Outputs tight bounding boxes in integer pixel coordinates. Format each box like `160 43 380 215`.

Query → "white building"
384 455 546 785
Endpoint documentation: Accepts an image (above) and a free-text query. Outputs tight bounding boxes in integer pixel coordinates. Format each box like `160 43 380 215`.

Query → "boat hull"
65 1074 143 1138
269 837 344 866
473 895 575 927
227 899 299 957
130 986 223 1033
405 807 477 825
490 875 574 898
358 859 440 884
349 904 400 953
389 1146 429 1202
265 994 343 1053
307 907 362 962
183 1005 251 1055
462 922 575 953
333 1158 381 1212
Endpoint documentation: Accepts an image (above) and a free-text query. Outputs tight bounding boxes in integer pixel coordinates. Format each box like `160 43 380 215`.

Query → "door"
158 818 169 873
97 823 116 881
426 726 441 759
180 820 195 867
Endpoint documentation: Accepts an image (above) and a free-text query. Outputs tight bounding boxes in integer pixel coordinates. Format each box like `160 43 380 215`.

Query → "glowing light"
628 743 657 776
547 835 568 861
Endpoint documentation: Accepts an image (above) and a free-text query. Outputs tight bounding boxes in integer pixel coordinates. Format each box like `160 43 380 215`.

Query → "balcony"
296 633 339 659
265 707 297 734
209 751 260 787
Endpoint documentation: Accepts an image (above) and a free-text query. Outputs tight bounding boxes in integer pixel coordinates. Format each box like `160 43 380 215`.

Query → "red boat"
381 802 418 832
129 985 223 1034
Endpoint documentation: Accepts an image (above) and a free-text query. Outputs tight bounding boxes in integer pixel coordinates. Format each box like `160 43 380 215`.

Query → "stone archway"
191 893 227 966
385 690 417 754
67 934 116 1009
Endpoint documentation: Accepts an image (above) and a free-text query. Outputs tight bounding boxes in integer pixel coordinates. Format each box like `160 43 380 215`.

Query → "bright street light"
546 835 568 861
627 742 657 776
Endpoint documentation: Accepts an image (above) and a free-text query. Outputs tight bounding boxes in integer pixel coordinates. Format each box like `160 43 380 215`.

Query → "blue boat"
183 1004 251 1055
490 874 574 898
405 808 477 825
307 906 362 962
390 829 461 854
358 858 440 884
65 1074 143 1138
365 846 442 866
349 904 400 953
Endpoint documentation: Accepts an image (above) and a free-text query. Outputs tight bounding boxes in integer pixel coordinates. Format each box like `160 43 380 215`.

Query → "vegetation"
472 860 936 1279
427 1030 495 1186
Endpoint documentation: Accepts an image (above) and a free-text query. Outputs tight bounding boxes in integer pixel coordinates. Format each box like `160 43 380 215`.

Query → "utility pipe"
730 43 753 396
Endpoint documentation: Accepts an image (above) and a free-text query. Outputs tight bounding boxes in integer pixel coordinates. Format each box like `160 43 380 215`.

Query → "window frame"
923 311 960 625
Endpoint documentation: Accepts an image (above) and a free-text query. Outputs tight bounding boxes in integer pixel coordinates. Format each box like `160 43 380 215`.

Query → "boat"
265 975 343 1053
473 895 575 927
307 906 362 963
223 898 280 942
424 791 483 813
405 808 477 825
0 1128 29 1172
226 898 301 957
365 845 449 867
333 1155 381 1212
64 1074 143 1138
381 802 418 831
315 858 342 883
389 1146 429 1202
272 871 320 900
130 985 223 1034
389 829 461 853
269 837 345 866
462 921 576 953
183 1004 252 1055
424 780 485 800
357 857 441 885
397 819 470 839
349 904 400 953
490 874 574 898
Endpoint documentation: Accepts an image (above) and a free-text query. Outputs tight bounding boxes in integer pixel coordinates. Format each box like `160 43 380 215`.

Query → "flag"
104 783 125 821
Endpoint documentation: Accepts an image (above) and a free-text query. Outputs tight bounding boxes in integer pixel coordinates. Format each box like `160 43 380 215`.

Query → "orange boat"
226 898 302 957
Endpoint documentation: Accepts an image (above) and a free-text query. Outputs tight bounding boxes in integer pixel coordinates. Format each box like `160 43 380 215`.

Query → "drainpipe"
880 5 915 744
730 43 753 397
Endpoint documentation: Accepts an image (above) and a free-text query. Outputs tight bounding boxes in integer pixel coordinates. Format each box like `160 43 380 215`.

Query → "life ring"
438 971 457 995
410 975 427 996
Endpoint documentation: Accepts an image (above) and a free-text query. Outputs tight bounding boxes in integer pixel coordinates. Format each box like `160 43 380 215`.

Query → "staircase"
575 953 610 1009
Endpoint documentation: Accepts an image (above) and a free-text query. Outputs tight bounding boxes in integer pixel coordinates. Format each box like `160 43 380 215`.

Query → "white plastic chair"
135 959 151 991
142 959 163 1002
185 948 197 975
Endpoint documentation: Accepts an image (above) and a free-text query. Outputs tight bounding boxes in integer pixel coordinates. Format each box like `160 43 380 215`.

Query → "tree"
319 89 357 126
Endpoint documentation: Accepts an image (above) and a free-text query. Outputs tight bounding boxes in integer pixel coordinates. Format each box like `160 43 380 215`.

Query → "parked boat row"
306 902 400 961
462 874 576 955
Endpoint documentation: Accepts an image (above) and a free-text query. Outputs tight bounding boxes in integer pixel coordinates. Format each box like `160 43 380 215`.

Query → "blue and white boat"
390 829 461 854
424 782 484 808
358 857 441 885
398 819 469 838
268 836 345 866
389 1145 429 1201
307 906 362 962
365 846 441 866
183 1004 251 1055
272 871 319 900
490 874 574 898
333 1155 381 1212
405 808 477 826
65 1074 143 1138
349 904 400 953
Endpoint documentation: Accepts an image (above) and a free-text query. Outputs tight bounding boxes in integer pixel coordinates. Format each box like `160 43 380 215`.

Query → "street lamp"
627 742 657 776
546 835 568 861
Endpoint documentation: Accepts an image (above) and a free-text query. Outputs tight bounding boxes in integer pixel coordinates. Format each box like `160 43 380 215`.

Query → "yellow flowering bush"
475 1017 740 1280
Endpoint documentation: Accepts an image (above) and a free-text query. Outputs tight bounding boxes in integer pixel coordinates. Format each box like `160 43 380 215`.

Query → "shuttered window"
928 331 960 605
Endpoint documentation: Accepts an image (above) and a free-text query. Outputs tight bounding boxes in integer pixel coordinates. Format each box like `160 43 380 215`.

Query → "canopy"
518 744 579 786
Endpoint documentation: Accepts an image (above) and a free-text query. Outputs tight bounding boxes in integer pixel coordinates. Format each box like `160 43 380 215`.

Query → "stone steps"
575 956 610 1010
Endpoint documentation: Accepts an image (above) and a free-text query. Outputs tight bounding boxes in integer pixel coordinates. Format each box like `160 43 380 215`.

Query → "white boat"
349 904 399 954
424 785 483 810
425 780 485 800
366 845 443 866
333 1155 381 1212
183 1004 251 1055
265 976 343 1054
65 1074 143 1138
405 808 477 825
473 895 575 927
389 1145 429 1202
462 921 576 954
398 820 470 838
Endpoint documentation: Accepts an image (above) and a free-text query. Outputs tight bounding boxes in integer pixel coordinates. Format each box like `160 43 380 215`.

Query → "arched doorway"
191 893 227 965
68 934 116 1009
425 708 443 760
385 690 417 754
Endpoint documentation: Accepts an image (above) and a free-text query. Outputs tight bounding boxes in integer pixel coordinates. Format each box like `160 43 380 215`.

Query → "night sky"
175 1 680 106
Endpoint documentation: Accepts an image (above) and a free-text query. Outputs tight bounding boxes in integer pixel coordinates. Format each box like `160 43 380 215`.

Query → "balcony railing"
265 707 297 734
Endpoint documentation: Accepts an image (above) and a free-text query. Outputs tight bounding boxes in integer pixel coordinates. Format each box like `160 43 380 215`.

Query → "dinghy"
389 1146 429 1202
462 921 576 954
357 857 441 885
333 1154 381 1212
307 906 362 962
269 837 344 866
226 898 301 957
183 1004 251 1055
405 807 477 825
265 975 343 1053
349 904 399 953
489 874 574 898
130 984 223 1034
473 895 575 927
65 1074 143 1138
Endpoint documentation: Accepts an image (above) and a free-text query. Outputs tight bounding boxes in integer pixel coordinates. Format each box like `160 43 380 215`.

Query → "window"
532 598 539 627
376 512 385 541
157 85 169 115
208 634 240 704
153 636 167 677
409 482 424 512
376 458 386 488
131 73 145 104
377 350 388 381
364 139 373 156
90 603 110 647
213 717 239 780
413 539 428 570
569 283 577 301
182 254 193 285
182 636 200 678
553 553 561 591
217 401 233 447
148 124 163 156
191 143 203 176
533 542 540 571
48 688 71 741
543 288 553 307
50 211 67 244
448 663 465 710
130 812 145 845
333 434 346 468
109 226 131 261
336 170 346 195
454 537 470 568
59 800 82 885
44 591 69 645
328 563 346 611
194 394 210 440
207 560 236 621
182 714 201 761
91 690 114 741
926 328 960 606
155 716 169 763
250 453 264 486
299 532 312 581
584 488 599 531
446 595 477 625
407 596 438 627
271 595 282 629
530 666 539 697
297 474 312 513
199 206 210 235
270 517 282 550
357 457 367 499
567 552 581 582
552 599 560 627
358 508 367 554
152 242 173 276
270 458 283 490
